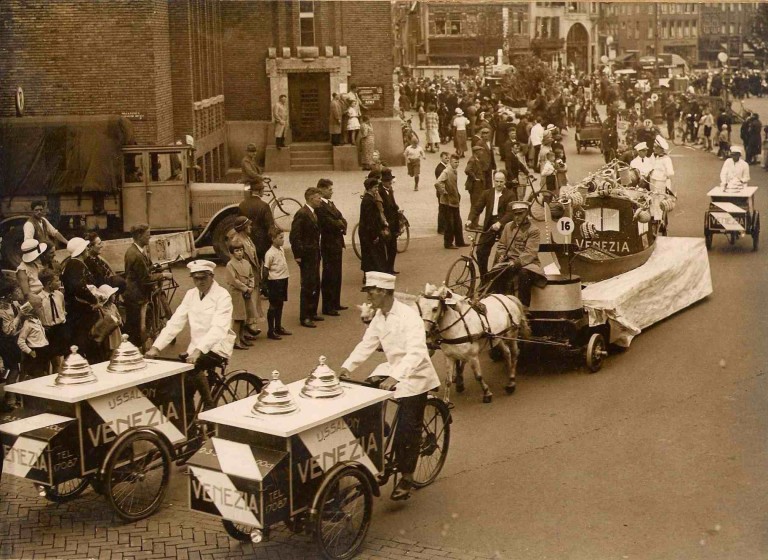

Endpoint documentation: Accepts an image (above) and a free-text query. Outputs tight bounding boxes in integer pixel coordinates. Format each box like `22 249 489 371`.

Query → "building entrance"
288 73 330 142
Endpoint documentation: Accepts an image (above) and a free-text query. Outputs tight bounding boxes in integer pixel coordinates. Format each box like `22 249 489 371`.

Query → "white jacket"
630 155 654 177
719 158 750 189
529 123 544 146
341 300 440 399
153 281 236 358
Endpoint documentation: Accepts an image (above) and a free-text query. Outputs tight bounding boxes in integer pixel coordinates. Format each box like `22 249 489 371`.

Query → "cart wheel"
42 477 90 503
214 372 264 407
314 466 373 560
222 520 256 542
752 212 760 251
351 223 362 260
585 333 607 373
104 430 171 522
411 398 451 489
704 216 713 250
445 256 476 298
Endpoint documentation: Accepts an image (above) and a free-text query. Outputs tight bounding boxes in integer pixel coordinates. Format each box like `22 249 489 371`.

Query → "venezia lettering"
297 432 378 484
87 402 179 447
575 239 631 253
107 387 158 409
192 478 259 513
2 444 48 472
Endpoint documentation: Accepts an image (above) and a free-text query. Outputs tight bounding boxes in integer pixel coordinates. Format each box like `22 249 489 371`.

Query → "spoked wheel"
222 520 256 542
314 467 373 560
271 197 302 232
214 372 264 407
396 216 410 253
104 430 171 522
585 333 607 373
445 256 477 297
42 477 90 503
411 398 451 489
527 184 548 223
351 223 362 260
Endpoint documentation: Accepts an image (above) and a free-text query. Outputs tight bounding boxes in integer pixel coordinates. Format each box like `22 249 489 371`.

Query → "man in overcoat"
329 93 344 146
378 168 401 274
315 179 347 316
359 177 388 277
289 188 323 328
273 94 288 148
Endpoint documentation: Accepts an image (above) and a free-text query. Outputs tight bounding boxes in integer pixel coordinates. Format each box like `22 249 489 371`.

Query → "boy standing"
37 269 67 373
262 228 291 340
404 136 426 191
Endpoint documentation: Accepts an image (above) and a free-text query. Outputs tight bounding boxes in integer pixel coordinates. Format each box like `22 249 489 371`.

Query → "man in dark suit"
239 182 274 264
289 188 323 328
378 168 400 274
465 171 516 279
315 179 348 316
471 127 497 188
124 224 172 347
434 152 449 235
359 177 388 278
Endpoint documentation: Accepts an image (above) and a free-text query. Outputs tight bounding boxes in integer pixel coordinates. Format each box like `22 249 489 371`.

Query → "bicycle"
351 210 410 259
444 226 487 298
139 257 180 351
261 176 303 232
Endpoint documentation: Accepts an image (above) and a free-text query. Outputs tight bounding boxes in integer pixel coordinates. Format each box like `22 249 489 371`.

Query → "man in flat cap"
146 260 235 411
241 144 264 191
339 272 440 502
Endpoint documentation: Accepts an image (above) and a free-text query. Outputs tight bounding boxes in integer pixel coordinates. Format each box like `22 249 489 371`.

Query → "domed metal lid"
252 371 299 415
301 355 343 399
107 334 147 373
55 346 98 386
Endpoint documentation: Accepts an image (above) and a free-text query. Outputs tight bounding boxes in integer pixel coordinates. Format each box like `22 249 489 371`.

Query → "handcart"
704 185 760 251
575 122 603 154
189 371 451 560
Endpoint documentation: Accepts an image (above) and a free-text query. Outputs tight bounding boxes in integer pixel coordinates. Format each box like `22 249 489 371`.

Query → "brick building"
0 0 399 176
699 2 758 67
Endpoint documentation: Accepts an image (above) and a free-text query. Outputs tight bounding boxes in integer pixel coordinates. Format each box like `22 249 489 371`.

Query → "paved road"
3 102 767 559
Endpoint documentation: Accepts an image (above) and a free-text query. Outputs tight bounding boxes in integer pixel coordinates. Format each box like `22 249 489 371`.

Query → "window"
721 24 726 34
647 24 653 39
661 3 667 13
124 153 145 184
149 153 184 182
299 0 315 46
635 22 640 39
649 4 654 15
684 22 689 37
585 207 620 232
691 24 697 37
730 23 735 34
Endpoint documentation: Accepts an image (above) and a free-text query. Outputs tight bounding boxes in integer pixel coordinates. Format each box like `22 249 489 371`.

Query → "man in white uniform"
719 145 751 190
146 260 235 410
339 272 440 501
630 142 654 179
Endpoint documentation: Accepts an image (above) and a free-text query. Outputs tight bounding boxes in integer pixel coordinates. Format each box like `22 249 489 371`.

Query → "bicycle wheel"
445 256 477 297
351 223 362 260
396 216 410 253
271 197 302 232
104 430 171 522
411 398 451 489
314 466 373 560
213 371 264 407
42 477 90 503
139 301 156 347
222 520 255 542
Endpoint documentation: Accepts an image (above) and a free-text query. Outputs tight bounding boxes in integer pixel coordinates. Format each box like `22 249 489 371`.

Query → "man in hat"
241 144 264 190
338 272 440 502
472 127 497 187
239 180 275 264
23 201 68 249
719 145 750 190
378 169 401 275
486 201 546 308
630 142 654 178
359 177 389 277
289 188 324 328
315 179 348 316
146 260 235 411
435 154 467 250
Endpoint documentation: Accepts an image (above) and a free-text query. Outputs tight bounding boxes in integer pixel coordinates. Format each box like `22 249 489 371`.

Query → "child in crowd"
540 150 558 195
225 239 256 350
97 284 123 355
17 301 49 380
553 147 569 193
404 135 426 191
262 227 291 340
717 124 730 159
0 283 23 410
38 269 68 373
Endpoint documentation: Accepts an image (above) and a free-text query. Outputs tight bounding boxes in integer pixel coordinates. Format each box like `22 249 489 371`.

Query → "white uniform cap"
187 259 216 275
654 135 669 152
730 145 743 154
634 142 648 151
361 271 396 291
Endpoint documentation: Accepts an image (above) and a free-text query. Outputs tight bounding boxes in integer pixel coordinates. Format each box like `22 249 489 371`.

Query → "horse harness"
418 294 520 347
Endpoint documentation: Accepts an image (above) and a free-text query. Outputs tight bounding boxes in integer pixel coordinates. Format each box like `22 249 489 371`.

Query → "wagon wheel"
103 430 171 522
752 212 760 251
585 333 607 373
314 466 373 560
42 477 90 503
704 215 713 250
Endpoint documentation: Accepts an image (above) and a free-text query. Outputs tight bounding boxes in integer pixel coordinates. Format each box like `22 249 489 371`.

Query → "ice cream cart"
704 185 760 251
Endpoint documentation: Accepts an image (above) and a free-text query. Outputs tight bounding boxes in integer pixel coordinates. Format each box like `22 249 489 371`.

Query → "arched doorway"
566 23 589 74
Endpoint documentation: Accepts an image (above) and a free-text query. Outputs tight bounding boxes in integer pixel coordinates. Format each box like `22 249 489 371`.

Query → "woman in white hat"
452 108 470 157
61 237 102 361
15 239 47 315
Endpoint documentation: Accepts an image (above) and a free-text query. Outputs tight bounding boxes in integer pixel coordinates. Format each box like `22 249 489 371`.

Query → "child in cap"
262 227 291 340
225 239 257 349
403 135 426 191
718 124 730 159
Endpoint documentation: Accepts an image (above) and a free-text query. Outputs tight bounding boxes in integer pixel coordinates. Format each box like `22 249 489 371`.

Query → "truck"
0 115 253 268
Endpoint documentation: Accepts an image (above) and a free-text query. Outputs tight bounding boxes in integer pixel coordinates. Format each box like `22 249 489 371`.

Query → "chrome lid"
107 334 147 373
301 355 343 399
252 371 299 415
55 346 98 386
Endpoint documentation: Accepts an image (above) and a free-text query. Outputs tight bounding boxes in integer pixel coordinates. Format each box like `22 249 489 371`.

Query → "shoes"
243 333 259 341
336 306 349 311
239 339 254 347
444 245 458 249
234 343 249 350
267 332 282 340
456 243 470 248
323 311 340 317
310 315 325 322
276 327 293 336
245 326 262 336
301 320 317 328
391 271 400 275
414 187 419 191
390 478 413 501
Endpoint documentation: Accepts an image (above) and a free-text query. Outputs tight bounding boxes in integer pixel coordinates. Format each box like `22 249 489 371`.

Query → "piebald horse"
416 284 530 404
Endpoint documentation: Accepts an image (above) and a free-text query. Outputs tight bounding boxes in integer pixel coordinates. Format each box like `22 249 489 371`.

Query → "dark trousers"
125 302 143 347
276 136 285 148
331 133 342 146
20 348 50 380
475 222 499 278
487 267 536 307
437 196 446 234
386 235 398 274
442 205 465 248
321 250 343 313
533 145 541 172
185 351 224 411
394 392 428 475
299 256 320 321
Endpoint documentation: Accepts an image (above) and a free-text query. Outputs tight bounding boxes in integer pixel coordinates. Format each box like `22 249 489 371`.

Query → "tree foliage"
500 54 557 103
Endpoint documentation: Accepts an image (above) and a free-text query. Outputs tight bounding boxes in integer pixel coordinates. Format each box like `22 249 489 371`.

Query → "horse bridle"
417 293 474 346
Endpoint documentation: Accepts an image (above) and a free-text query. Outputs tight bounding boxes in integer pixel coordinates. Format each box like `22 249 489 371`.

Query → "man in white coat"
719 145 751 190
273 94 288 149
630 141 654 179
146 260 235 410
339 272 440 502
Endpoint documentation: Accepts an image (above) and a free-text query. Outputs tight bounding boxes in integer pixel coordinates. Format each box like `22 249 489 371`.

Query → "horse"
416 284 530 404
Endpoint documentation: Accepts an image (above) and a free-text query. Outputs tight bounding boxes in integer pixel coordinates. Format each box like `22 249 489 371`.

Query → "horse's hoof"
505 384 516 394
456 384 465 393
482 394 493 404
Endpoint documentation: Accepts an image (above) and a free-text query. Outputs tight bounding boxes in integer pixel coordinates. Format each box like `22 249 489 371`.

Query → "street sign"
356 86 384 110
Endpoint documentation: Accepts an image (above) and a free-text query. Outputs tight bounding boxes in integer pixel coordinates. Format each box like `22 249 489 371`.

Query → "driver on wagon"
146 260 235 411
339 272 440 502
719 145 750 190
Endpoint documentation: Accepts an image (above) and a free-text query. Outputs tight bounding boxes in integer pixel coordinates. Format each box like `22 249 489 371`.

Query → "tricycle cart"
190 373 451 560
575 122 602 154
1 356 262 521
704 185 759 251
